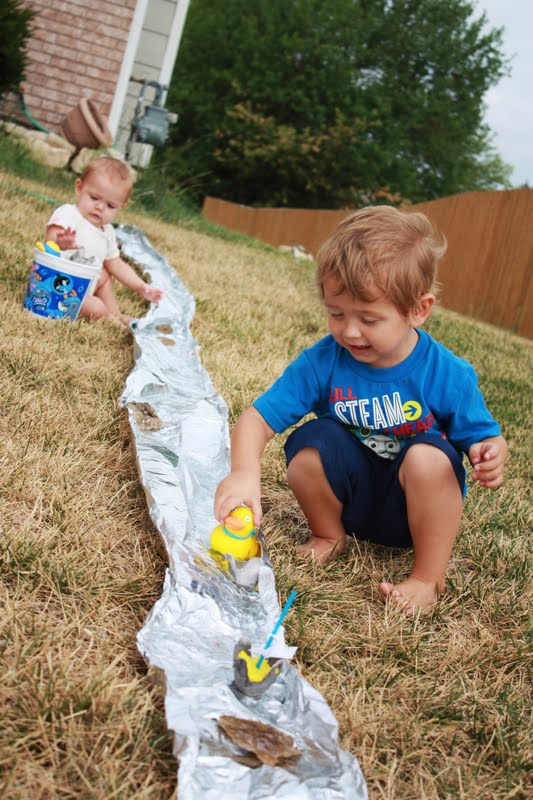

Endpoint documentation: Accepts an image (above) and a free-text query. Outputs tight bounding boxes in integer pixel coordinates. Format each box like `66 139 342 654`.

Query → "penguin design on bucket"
210 505 261 561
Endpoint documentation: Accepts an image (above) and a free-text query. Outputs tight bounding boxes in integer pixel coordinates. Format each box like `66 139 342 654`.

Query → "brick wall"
21 0 136 134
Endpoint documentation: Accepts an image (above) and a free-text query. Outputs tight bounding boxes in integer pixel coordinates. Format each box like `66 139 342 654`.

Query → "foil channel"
117 225 367 799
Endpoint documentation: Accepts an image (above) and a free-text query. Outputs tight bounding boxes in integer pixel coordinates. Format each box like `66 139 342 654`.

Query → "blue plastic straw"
256 589 297 668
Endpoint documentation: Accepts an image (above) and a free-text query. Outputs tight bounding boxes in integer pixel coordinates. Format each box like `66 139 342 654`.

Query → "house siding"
21 0 137 134
114 0 180 154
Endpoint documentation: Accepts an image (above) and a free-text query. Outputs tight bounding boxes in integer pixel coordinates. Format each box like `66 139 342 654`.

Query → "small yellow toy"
35 240 61 256
210 505 261 561
231 640 281 698
235 647 276 683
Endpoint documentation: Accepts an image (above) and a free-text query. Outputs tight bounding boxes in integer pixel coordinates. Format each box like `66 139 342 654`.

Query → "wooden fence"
202 190 533 339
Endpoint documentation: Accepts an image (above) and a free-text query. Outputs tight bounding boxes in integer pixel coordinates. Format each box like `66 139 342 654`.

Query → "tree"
161 0 511 207
0 0 35 98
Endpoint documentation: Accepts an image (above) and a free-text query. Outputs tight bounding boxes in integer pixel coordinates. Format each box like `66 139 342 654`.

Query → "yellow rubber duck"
210 505 261 561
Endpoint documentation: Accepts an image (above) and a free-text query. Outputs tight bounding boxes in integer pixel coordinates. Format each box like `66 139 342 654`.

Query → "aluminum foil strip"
116 225 367 800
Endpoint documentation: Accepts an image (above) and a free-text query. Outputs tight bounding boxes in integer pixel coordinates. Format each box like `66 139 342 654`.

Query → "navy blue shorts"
284 418 465 548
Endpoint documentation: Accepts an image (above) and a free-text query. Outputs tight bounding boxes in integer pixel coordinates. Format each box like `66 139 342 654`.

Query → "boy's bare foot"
296 534 347 564
378 576 439 615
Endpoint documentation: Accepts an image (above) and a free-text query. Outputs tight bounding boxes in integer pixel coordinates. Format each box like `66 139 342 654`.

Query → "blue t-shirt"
253 330 500 461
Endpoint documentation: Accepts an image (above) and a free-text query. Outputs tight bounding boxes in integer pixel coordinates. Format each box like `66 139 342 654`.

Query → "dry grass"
1 170 532 799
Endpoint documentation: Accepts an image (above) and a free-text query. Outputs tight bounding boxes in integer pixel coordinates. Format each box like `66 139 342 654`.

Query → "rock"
70 146 112 174
3 122 75 168
70 147 137 180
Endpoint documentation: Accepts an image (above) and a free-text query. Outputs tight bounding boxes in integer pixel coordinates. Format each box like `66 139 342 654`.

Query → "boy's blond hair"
80 157 134 201
316 206 447 316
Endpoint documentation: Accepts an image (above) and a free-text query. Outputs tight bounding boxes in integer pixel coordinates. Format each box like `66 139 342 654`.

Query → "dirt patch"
218 715 300 767
129 402 161 432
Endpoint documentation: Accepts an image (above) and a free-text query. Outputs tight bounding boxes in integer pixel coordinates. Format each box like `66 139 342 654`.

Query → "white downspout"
159 0 191 88
108 0 150 137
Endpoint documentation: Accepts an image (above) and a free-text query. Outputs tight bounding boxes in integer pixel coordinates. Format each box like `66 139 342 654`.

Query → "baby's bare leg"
286 447 347 563
80 268 130 327
379 443 463 613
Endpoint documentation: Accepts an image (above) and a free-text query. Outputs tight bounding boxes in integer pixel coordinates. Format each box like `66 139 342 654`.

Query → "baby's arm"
469 435 508 489
214 406 275 525
46 224 77 250
104 255 163 303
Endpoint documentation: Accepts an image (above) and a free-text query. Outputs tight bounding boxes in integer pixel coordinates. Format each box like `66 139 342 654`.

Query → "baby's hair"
80 156 134 200
316 205 447 316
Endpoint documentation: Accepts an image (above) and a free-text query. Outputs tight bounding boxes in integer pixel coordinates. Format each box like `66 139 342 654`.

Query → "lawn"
0 157 531 799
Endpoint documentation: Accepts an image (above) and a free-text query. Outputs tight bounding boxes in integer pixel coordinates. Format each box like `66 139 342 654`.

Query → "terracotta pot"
61 98 113 149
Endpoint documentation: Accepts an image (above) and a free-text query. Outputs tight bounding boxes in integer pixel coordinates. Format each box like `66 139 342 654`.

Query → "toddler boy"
214 206 507 613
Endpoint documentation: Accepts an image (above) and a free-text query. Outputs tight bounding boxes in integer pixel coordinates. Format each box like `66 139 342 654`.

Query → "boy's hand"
469 435 508 489
55 227 77 250
138 284 163 303
214 471 263 526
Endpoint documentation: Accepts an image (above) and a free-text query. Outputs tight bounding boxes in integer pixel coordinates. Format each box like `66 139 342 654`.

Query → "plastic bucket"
23 248 100 321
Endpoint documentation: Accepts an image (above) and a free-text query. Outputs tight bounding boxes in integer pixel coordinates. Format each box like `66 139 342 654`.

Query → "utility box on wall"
123 79 178 167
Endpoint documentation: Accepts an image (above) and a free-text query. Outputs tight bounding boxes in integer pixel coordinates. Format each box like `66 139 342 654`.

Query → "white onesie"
47 203 120 268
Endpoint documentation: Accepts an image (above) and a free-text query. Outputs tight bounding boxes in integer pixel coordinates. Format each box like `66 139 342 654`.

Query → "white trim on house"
159 0 191 87
108 0 150 137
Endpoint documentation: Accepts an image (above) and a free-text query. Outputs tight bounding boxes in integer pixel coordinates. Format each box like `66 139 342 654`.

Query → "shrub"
0 0 35 98
211 102 405 208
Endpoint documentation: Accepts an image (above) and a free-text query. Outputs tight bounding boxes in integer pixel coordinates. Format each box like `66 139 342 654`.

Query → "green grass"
0 125 73 191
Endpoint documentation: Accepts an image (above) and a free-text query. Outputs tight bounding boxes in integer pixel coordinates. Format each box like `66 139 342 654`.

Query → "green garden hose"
18 92 50 134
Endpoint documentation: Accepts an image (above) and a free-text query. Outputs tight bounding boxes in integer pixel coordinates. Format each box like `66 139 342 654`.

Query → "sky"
475 0 533 186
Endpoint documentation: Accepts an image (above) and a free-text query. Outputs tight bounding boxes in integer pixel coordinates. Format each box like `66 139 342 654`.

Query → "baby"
46 157 162 326
214 206 508 614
